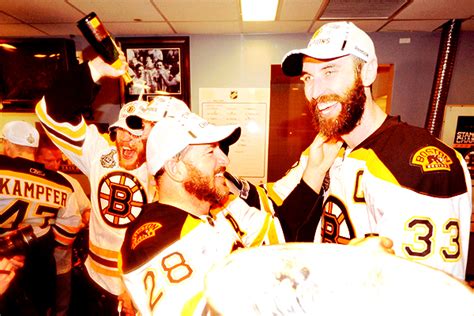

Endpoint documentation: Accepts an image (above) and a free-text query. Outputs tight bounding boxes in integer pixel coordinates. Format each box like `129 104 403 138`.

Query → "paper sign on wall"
199 88 269 185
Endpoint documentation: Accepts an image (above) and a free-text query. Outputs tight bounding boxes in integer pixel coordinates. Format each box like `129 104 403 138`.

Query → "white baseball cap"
126 96 190 130
109 100 148 138
146 112 241 176
1 121 39 148
282 21 376 76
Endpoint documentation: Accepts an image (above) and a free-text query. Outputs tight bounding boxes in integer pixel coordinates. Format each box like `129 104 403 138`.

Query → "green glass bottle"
77 12 132 84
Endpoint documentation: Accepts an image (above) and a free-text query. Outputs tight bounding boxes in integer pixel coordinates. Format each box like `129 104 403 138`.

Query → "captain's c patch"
131 222 162 249
411 146 453 172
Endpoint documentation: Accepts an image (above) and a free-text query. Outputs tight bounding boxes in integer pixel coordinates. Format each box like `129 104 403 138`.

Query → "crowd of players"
0 21 472 316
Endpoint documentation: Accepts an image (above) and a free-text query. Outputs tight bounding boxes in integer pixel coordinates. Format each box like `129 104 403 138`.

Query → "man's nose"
215 147 230 166
308 79 327 101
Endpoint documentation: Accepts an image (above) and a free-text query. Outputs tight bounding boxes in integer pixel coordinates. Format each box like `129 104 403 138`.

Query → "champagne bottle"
77 12 132 84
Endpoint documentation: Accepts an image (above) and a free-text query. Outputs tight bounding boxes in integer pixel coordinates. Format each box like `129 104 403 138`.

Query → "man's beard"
309 75 366 139
183 163 228 207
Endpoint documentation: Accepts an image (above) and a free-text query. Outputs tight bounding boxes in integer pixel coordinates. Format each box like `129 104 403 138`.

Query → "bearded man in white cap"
273 21 471 280
120 111 285 315
35 54 187 315
0 121 81 315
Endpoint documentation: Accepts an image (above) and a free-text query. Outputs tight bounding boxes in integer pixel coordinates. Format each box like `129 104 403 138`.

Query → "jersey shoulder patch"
411 146 453 172
121 202 195 272
100 149 117 168
359 118 467 197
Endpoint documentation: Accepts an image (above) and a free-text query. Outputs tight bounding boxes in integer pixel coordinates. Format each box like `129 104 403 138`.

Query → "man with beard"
275 21 471 280
125 96 343 243
35 55 171 315
120 112 286 315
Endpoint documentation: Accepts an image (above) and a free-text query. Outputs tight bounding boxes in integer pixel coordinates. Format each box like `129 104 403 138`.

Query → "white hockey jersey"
270 116 472 280
36 99 156 294
120 195 285 316
0 155 81 245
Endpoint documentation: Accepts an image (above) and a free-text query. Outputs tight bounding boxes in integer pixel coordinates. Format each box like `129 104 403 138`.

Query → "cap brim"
125 115 144 130
190 125 241 147
282 51 304 77
282 48 351 77
219 127 241 155
108 118 143 137
220 127 241 148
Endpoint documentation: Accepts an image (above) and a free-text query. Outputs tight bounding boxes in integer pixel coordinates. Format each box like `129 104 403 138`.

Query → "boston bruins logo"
320 195 355 244
97 171 147 228
411 146 453 172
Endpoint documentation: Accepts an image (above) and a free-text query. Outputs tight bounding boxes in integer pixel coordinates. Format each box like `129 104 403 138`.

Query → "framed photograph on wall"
117 36 190 107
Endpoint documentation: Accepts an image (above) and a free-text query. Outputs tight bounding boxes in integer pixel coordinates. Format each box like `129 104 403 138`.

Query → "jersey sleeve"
275 180 323 242
52 173 90 246
43 62 100 125
229 148 325 242
52 183 83 246
36 98 112 177
35 61 112 177
265 149 309 205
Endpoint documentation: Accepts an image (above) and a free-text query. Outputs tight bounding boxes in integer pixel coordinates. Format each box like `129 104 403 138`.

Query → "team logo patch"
121 104 137 118
411 146 453 172
97 171 147 228
131 222 162 249
100 149 117 168
321 195 355 244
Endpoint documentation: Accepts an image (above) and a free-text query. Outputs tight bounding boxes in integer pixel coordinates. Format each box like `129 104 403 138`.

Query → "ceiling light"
0 43 17 50
241 0 278 21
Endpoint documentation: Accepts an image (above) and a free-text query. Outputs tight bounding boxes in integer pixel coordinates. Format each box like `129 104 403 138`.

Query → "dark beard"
183 163 228 207
309 76 366 139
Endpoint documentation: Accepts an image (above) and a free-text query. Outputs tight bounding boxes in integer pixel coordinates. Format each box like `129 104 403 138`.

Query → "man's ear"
164 159 186 182
361 58 378 87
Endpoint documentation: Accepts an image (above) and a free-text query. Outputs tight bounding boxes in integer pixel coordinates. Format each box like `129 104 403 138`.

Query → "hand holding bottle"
77 12 132 84
89 53 128 83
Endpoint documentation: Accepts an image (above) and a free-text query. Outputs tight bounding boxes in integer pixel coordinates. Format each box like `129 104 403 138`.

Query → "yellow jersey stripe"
181 291 205 316
265 182 283 206
46 132 83 156
89 259 121 277
180 215 203 238
36 100 88 140
267 221 281 244
89 241 120 259
250 214 271 247
256 185 273 214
